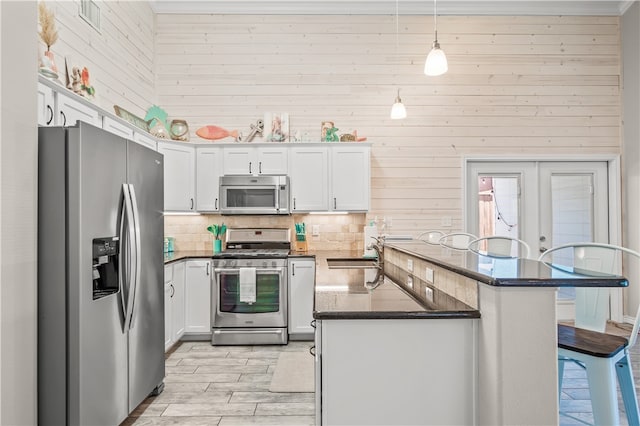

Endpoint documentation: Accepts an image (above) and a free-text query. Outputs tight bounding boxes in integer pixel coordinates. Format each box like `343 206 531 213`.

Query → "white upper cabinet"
158 141 196 212
289 146 328 212
102 116 134 140
132 131 157 151
37 83 55 126
330 145 370 211
196 146 223 212
222 146 288 175
55 91 101 127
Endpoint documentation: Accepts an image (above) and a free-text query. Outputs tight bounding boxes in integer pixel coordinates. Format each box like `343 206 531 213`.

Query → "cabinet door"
55 92 101 127
158 142 195 211
330 146 370 211
289 147 328 212
37 83 55 126
172 261 186 341
132 131 157 151
257 147 288 174
185 260 212 333
223 147 253 174
164 281 173 352
288 258 316 336
164 264 174 352
196 147 222 212
102 116 134 140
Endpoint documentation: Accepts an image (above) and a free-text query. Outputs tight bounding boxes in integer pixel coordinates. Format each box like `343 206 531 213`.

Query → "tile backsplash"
164 213 367 252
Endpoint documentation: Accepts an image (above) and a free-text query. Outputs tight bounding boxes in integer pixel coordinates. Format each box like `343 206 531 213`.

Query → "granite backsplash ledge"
164 213 367 252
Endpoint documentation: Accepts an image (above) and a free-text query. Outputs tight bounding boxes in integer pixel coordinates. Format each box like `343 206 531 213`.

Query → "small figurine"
196 125 239 141
80 67 95 97
69 66 83 94
238 119 264 142
324 126 339 142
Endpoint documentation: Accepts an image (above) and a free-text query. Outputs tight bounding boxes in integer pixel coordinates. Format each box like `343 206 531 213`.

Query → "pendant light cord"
433 0 438 43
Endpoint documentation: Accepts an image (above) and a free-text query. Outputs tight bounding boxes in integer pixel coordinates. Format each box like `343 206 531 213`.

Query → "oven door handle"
214 268 285 273
213 329 284 335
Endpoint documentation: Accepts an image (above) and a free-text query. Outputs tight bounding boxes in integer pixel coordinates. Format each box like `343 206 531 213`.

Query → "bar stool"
538 242 640 425
416 230 445 245
438 232 478 251
467 236 530 259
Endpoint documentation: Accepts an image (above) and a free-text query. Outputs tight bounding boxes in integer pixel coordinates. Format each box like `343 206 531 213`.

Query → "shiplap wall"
155 14 621 237
43 1 155 117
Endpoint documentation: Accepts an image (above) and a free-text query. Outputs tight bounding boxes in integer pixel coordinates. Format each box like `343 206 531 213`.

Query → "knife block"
294 240 308 252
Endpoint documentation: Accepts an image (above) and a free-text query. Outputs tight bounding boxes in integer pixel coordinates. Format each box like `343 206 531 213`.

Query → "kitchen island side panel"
320 318 476 426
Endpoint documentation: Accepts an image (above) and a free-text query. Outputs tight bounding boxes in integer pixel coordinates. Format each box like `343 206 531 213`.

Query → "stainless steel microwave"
219 175 290 215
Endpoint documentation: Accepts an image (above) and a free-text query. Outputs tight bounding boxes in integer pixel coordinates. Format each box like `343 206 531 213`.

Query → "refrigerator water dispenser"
92 237 120 300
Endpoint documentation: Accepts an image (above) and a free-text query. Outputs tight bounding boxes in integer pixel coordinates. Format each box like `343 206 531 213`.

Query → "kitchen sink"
326 258 379 269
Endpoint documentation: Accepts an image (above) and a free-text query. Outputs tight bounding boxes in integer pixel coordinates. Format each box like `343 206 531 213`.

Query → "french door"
466 160 616 321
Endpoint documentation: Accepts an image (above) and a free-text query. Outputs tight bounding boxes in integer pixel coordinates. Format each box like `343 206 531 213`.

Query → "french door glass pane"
551 174 594 300
477 175 519 254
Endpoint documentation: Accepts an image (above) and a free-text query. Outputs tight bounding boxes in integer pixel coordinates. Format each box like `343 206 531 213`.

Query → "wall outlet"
425 287 434 303
407 259 413 272
312 224 320 236
425 267 434 283
407 276 413 289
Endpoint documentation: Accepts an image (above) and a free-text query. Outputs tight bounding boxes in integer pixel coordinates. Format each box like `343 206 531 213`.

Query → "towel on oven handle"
239 267 256 303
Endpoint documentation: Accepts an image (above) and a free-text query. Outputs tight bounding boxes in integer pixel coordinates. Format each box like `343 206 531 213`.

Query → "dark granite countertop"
313 251 479 320
385 241 629 288
164 250 213 264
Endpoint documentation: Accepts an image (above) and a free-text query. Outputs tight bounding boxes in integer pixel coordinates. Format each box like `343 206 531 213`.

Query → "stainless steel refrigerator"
38 122 165 425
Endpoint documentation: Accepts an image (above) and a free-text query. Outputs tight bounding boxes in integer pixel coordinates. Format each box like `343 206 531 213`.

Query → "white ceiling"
149 0 635 16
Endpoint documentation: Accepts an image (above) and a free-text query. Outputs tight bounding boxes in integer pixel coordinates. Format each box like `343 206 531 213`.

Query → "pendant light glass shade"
424 0 448 77
424 39 448 76
390 89 407 119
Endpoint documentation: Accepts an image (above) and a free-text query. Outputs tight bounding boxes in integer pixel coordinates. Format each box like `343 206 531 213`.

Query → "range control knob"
262 261 268 268
271 260 277 268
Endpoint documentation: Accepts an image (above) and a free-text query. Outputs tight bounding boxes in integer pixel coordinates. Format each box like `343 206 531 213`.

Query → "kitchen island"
313 242 628 426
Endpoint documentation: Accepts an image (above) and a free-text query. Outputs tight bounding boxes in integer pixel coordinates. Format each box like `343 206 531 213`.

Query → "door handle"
215 198 218 210
334 197 337 209
206 262 210 276
293 197 296 210
60 110 67 126
46 105 53 125
292 264 296 276
539 246 548 253
249 162 252 174
170 283 175 297
259 162 262 174
190 198 194 210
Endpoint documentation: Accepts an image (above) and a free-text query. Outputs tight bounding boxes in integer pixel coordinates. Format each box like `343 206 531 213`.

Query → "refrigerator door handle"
118 184 130 329
122 183 136 332
127 183 142 330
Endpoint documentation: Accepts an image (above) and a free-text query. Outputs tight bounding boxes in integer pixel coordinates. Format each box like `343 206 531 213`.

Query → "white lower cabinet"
315 318 476 425
288 258 316 338
185 260 212 334
165 261 186 352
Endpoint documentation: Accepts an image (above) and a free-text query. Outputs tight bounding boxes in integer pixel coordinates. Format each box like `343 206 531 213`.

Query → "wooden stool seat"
558 324 628 358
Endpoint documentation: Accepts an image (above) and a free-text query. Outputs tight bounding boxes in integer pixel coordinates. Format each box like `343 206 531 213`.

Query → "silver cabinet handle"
170 283 175 297
206 262 210 276
293 197 296 210
46 105 53 125
334 198 337 209
292 263 296 276
215 198 218 210
60 110 67 126
310 320 316 329
310 346 316 356
190 198 194 210
249 162 252 174
259 162 262 174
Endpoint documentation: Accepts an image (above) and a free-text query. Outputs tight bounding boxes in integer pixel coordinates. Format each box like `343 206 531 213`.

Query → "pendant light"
390 0 407 119
424 0 448 76
390 89 407 119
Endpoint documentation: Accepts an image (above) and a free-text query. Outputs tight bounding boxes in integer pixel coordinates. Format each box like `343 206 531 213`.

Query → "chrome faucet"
367 236 385 270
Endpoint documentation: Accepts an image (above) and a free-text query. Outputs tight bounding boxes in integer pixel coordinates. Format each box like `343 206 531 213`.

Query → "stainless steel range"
211 228 290 345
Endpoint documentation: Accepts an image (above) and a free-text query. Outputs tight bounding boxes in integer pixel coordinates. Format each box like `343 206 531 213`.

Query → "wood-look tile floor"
124 325 640 426
123 341 315 426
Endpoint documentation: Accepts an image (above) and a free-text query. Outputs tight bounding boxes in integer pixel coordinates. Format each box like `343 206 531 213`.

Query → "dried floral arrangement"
38 2 58 51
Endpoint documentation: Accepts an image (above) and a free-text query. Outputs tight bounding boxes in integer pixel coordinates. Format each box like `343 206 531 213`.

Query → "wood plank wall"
43 1 155 117
155 14 621 237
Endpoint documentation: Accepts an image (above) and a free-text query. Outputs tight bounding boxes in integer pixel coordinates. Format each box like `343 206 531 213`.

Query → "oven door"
212 267 287 328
